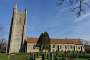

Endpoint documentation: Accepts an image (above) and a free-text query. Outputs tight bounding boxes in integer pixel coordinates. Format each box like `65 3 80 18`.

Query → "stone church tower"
7 5 27 53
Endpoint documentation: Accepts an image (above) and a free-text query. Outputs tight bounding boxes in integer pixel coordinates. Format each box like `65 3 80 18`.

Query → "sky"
0 0 90 41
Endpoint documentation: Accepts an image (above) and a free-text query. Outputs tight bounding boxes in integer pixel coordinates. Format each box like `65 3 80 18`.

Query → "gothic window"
53 45 55 48
65 45 68 49
57 45 59 51
16 16 23 25
49 45 51 48
18 18 22 24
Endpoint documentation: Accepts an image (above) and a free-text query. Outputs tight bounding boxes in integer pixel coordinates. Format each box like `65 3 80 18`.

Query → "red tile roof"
26 37 82 45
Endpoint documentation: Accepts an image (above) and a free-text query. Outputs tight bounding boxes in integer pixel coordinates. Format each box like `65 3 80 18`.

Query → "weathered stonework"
8 6 27 53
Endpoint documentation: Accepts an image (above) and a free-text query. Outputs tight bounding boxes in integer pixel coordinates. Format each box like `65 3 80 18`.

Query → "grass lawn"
0 53 89 60
0 54 8 60
75 58 88 60
0 53 27 60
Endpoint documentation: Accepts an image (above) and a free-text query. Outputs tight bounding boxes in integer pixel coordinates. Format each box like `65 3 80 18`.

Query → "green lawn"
0 53 89 60
0 54 27 60
75 58 88 60
0 54 8 60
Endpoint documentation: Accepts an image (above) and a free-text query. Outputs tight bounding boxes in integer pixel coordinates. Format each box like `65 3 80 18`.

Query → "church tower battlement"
7 5 27 53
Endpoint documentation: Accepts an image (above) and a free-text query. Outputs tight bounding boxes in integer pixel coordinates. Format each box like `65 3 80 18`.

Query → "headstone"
32 53 35 60
52 53 54 60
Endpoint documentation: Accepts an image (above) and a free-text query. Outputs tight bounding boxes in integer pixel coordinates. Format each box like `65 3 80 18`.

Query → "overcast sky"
0 0 90 41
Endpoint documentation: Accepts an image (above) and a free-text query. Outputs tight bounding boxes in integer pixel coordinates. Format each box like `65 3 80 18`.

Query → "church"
7 6 85 53
26 37 85 53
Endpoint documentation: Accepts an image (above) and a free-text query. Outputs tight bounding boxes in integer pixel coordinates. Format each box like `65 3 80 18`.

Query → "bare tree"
0 39 7 53
57 0 89 17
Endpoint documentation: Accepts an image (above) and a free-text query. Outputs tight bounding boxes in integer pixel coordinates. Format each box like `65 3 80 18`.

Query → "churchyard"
0 52 90 60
